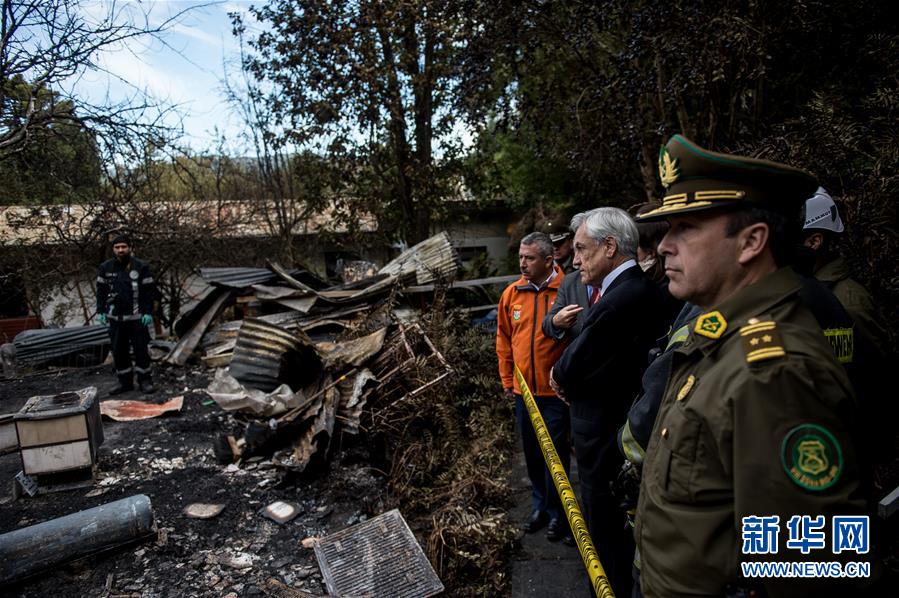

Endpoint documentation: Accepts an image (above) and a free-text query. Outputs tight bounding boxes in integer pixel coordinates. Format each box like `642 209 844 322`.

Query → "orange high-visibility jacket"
496 266 566 397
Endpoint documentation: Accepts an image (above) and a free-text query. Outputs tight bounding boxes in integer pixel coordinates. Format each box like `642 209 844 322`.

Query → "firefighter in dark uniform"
96 234 156 394
633 136 872 597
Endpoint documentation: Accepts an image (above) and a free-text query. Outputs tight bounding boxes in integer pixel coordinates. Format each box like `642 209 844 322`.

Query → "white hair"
569 211 588 232
582 207 638 259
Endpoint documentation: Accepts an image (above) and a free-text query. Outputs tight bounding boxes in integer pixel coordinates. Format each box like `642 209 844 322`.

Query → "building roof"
0 200 378 246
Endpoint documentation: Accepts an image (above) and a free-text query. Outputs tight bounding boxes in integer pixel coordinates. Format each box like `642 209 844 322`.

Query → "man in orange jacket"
497 231 570 542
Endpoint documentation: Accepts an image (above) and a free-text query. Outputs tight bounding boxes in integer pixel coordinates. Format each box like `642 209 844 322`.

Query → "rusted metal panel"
99 396 183 421
229 318 322 392
0 315 40 344
313 509 443 598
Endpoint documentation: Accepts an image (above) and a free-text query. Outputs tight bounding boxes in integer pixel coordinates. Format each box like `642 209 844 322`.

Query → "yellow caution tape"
514 366 615 598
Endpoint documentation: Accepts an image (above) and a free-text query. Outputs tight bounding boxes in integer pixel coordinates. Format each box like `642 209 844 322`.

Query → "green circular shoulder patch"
780 424 843 491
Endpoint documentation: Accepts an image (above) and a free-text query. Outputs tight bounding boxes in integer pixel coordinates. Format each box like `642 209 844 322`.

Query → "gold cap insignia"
694 311 727 340
658 145 680 189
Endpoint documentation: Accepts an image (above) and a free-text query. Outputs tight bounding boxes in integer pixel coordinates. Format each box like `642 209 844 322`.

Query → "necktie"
589 287 601 306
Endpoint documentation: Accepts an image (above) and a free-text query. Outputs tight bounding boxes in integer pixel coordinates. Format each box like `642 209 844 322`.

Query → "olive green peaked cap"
637 135 818 221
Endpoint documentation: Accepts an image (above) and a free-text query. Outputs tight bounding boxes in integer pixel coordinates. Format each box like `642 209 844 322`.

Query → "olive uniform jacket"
816 257 891 356
636 268 867 597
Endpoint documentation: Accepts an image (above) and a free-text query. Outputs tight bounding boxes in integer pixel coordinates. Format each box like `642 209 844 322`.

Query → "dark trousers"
109 320 152 385
571 408 634 597
515 394 570 520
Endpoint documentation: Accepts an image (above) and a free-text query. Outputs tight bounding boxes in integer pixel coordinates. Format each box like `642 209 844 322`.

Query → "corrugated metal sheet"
14 326 109 365
229 318 321 392
379 232 460 284
314 509 444 598
199 267 278 289
201 303 376 350
267 260 329 291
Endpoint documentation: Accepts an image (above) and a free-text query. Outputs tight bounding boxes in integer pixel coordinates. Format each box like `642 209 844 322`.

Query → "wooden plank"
21 440 92 475
16 414 87 448
165 290 232 366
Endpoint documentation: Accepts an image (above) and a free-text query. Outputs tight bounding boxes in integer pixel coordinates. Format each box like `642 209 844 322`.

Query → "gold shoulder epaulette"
740 319 785 363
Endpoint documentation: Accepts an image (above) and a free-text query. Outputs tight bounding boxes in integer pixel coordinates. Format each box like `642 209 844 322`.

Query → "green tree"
233 0 473 244
0 77 101 204
461 0 899 336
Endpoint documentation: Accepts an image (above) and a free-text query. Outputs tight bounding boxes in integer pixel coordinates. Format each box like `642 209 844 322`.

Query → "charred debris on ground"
0 233 519 596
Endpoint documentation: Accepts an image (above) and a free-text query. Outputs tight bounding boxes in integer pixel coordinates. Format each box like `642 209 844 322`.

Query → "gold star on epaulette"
740 320 785 363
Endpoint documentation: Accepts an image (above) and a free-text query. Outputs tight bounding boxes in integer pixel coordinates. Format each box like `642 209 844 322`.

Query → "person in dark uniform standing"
801 188 891 357
542 220 576 273
634 135 870 597
96 234 156 394
542 211 594 342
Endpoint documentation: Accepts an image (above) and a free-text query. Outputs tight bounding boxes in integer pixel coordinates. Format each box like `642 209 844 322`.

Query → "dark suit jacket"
553 265 668 479
542 269 591 341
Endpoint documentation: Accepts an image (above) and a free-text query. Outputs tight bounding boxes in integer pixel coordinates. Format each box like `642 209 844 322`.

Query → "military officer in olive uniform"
634 136 870 597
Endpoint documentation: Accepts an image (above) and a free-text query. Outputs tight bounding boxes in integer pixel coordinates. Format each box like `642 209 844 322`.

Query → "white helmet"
803 187 844 233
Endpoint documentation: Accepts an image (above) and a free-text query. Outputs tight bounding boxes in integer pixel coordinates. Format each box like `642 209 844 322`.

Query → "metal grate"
314 509 444 598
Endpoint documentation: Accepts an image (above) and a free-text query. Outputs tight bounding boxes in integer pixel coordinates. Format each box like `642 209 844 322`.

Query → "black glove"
610 459 642 511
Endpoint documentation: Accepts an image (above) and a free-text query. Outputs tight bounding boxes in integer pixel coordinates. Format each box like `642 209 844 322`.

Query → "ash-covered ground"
0 364 391 597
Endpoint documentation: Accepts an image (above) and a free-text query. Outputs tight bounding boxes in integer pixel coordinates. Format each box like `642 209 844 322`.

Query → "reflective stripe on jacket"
96 257 155 318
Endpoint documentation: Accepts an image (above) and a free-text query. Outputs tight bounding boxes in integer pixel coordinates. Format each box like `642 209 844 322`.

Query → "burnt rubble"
0 233 517 595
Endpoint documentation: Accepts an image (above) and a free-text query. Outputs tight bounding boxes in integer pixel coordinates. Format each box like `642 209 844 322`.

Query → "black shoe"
522 510 549 533
139 380 156 394
546 517 567 541
109 383 134 396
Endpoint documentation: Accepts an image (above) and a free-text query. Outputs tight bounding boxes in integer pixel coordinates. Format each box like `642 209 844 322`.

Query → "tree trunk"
375 15 417 243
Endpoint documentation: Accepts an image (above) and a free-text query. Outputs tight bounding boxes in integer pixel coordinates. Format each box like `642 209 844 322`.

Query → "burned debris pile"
1 232 520 595
160 233 459 474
